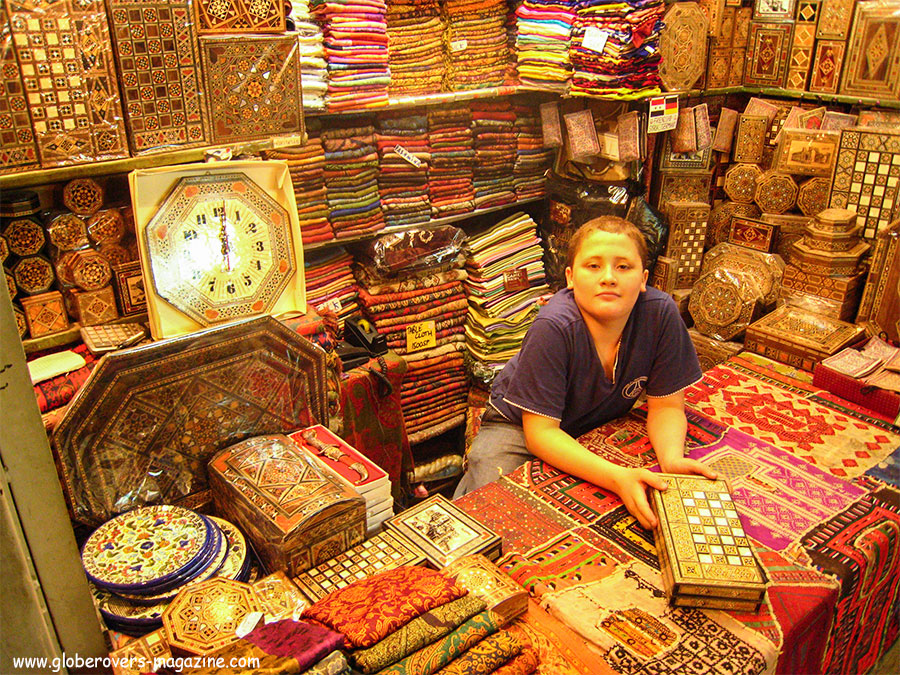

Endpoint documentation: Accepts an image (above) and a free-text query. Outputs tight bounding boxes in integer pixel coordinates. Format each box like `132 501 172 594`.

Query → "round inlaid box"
754 171 798 214
63 178 105 217
12 255 56 295
796 177 831 217
724 164 763 204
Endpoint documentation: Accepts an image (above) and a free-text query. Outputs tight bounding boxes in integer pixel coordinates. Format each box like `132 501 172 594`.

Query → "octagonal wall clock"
130 161 306 339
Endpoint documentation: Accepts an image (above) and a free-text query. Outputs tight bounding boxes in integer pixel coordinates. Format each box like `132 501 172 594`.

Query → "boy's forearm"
646 398 689 470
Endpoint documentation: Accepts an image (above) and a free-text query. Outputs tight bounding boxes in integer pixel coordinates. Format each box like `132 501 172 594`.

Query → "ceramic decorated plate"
211 517 248 581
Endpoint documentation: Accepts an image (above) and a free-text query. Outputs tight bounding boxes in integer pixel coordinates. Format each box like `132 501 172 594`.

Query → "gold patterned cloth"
434 630 524 675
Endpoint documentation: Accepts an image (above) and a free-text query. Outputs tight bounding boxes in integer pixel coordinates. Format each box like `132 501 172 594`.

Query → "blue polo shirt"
490 287 702 438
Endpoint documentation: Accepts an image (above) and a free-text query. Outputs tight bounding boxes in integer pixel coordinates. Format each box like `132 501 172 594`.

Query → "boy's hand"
659 456 718 480
613 468 669 530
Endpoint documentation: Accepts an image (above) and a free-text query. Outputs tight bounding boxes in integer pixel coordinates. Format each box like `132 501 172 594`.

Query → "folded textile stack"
312 0 390 111
471 100 518 210
386 0 445 95
302 566 536 674
442 0 511 91
465 212 549 376
569 0 665 99
515 0 575 90
376 111 432 228
290 0 328 109
321 123 386 239
427 103 476 217
303 248 359 328
512 104 553 199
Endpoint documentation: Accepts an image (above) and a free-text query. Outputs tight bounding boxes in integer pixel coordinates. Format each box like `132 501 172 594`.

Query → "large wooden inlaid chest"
209 434 366 577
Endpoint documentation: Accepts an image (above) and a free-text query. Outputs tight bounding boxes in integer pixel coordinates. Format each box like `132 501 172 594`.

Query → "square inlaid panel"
839 1 900 101
828 128 900 241
108 0 209 154
664 201 710 287
6 0 128 166
194 0 285 34
743 21 793 87
0 4 38 173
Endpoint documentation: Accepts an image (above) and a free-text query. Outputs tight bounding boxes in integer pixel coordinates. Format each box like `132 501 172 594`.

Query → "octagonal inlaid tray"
689 269 760 341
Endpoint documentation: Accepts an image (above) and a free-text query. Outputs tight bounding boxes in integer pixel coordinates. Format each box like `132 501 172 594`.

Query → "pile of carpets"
515 0 575 90
464 212 549 376
442 0 511 90
427 103 476 217
303 248 359 329
290 0 328 108
471 100 518 210
375 111 432 229
569 0 664 98
512 104 554 199
321 122 386 240
386 0 445 95
313 0 390 111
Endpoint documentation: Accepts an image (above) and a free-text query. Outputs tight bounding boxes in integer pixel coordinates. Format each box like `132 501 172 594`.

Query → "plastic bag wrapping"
701 242 786 307
540 171 633 288
0 6 39 174
625 195 668 272
777 286 855 322
689 267 762 341
352 225 466 279
50 316 328 526
5 0 129 167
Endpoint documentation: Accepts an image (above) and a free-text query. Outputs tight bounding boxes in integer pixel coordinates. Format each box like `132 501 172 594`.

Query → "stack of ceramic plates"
81 506 250 635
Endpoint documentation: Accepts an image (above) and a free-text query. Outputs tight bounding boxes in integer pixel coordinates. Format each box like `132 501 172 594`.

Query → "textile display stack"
515 0 576 91
375 112 433 229
569 0 665 98
471 100 519 210
512 104 554 199
464 212 549 377
303 248 360 329
442 0 512 90
427 104 477 217
353 227 469 444
313 0 390 112
290 0 329 109
385 0 445 95
322 122 386 240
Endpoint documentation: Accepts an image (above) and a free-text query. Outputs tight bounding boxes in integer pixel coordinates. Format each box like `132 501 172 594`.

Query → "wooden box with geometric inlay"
68 286 119 326
20 290 69 337
663 201 711 288
856 218 900 344
209 434 365 577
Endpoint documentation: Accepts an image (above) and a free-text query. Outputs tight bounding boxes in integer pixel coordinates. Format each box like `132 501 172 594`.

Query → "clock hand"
218 202 232 272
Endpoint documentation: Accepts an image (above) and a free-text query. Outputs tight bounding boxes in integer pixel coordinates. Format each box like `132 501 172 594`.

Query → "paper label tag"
235 611 263 638
316 298 343 315
394 145 423 168
582 26 609 53
271 134 306 149
406 320 436 353
503 268 530 292
450 39 467 52
647 95 679 133
599 132 620 161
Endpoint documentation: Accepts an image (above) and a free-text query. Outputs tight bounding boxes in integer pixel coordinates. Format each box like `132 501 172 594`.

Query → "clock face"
144 173 295 326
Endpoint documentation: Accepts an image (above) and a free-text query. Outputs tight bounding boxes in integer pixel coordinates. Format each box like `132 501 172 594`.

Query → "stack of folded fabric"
471 100 518 209
290 0 328 109
427 103 476 217
321 122 386 239
442 0 510 90
386 0 445 95
312 0 390 111
262 131 333 245
302 566 537 675
303 248 359 329
375 111 432 228
465 212 549 376
512 104 554 200
515 0 575 90
569 0 665 98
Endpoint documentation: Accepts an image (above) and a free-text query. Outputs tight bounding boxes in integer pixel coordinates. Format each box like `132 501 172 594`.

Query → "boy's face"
565 230 649 324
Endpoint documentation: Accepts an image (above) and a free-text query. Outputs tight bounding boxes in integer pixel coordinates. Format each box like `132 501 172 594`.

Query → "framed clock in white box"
130 161 306 339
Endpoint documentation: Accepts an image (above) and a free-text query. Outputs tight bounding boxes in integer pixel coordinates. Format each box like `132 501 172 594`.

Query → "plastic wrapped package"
701 242 786 307
354 226 466 279
625 195 669 271
6 0 129 167
0 3 39 174
51 316 328 526
689 268 762 341
777 286 860 322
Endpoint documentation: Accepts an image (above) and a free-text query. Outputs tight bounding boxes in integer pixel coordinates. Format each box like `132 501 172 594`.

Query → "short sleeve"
646 296 702 397
500 317 570 421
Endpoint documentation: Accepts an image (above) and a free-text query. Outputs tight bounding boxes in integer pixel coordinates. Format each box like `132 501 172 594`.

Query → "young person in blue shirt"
454 216 716 529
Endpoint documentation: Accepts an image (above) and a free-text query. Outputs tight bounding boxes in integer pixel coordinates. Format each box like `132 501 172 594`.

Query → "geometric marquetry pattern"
194 0 285 34
108 0 209 154
838 1 900 101
0 4 38 173
828 128 900 240
664 201 710 287
659 2 709 92
744 21 793 87
5 0 128 166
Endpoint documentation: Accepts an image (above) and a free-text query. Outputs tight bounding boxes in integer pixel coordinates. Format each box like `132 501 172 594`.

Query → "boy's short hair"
566 216 649 270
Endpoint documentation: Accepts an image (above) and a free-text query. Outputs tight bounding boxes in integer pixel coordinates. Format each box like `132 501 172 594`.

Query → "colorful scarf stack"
291 0 328 108
427 104 476 217
262 132 334 245
569 0 664 99
376 111 433 228
303 248 359 329
442 0 511 90
321 122 386 239
471 100 518 210
464 212 549 375
512 104 554 200
515 0 575 90
313 0 390 111
386 0 445 95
